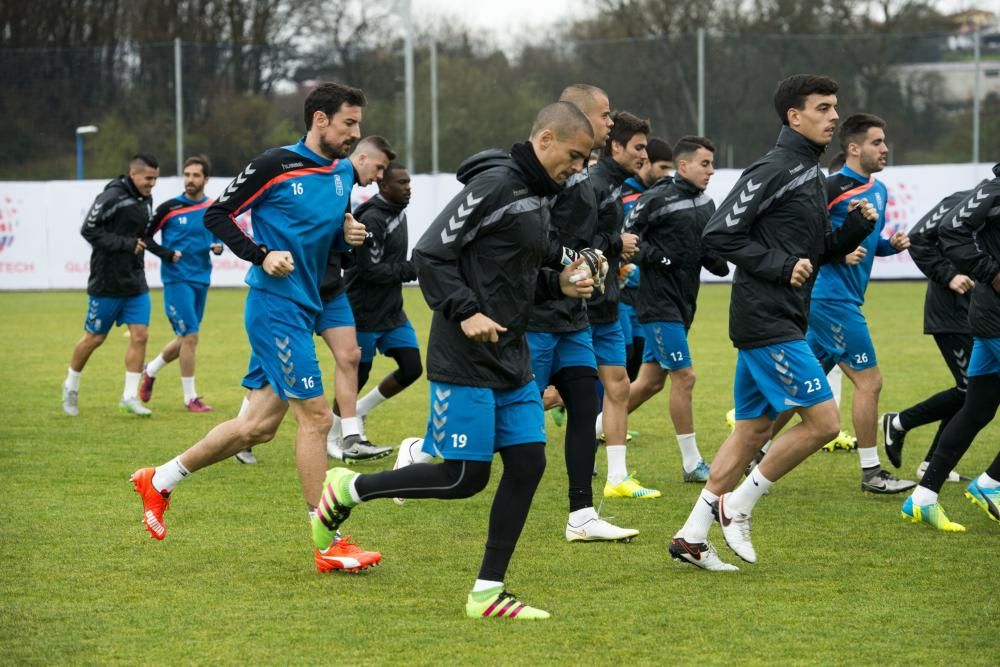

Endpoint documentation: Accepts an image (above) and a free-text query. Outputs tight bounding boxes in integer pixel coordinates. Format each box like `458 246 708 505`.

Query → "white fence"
0 163 994 290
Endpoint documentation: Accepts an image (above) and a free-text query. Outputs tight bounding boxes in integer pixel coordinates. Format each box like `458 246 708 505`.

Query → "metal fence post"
431 39 439 174
403 0 414 173
697 28 705 136
973 24 981 165
175 37 184 175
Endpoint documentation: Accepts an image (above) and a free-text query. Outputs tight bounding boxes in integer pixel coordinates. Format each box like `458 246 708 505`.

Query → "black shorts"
932 333 973 392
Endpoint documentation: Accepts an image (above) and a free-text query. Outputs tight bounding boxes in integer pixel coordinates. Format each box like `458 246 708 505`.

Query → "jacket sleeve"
203 157 274 265
80 190 136 253
534 268 563 303
702 163 796 283
143 201 175 262
820 205 876 264
413 179 500 322
627 198 673 269
940 185 1000 284
354 211 412 286
907 204 956 286
591 185 624 257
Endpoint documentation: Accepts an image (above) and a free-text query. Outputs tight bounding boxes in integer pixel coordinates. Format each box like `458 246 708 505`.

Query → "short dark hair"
130 153 159 170
645 137 673 163
838 113 886 153
530 101 594 141
382 161 407 180
603 111 650 157
773 74 839 126
304 82 367 131
673 135 716 162
183 155 211 177
354 135 397 161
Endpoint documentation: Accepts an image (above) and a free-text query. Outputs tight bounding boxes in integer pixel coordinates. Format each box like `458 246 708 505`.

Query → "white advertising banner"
0 163 993 291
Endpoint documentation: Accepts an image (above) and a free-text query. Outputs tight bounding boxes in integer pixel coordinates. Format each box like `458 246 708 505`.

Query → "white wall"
0 163 994 290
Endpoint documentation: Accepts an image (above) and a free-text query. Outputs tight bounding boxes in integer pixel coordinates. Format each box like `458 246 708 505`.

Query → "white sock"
568 506 597 526
595 412 604 439
606 445 627 485
181 377 197 403
911 485 938 505
977 472 1000 489
728 468 773 515
123 371 141 400
341 416 361 438
65 368 81 391
347 474 362 504
827 365 843 405
472 579 503 593
145 354 168 378
151 456 190 492
858 446 880 470
680 488 718 543
237 396 250 417
357 387 387 416
676 433 701 472
892 414 905 431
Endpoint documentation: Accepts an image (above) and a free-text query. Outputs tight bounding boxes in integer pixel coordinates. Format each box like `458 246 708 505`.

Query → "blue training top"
157 194 217 285
812 164 899 305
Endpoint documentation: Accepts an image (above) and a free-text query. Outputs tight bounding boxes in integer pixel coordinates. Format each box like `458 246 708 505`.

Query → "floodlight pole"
973 24 981 165
697 28 705 136
75 125 98 180
430 38 439 174
403 0 415 173
175 37 184 176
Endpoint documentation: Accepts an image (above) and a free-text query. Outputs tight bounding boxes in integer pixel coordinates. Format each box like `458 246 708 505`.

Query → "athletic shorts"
968 336 1000 377
734 339 834 420
356 321 420 364
641 321 692 371
163 281 208 335
618 302 642 343
526 329 597 391
589 320 627 368
421 381 545 462
932 333 973 391
242 290 323 400
83 293 151 334
314 292 355 334
805 300 878 372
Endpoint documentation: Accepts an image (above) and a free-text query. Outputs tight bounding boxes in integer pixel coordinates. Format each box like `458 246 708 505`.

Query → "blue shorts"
242 290 323 400
421 381 546 462
357 321 420 364
734 340 834 420
618 302 642 342
590 320 627 367
83 293 151 334
806 300 878 372
314 292 355 334
163 281 208 335
968 337 1000 377
526 330 597 391
641 321 692 371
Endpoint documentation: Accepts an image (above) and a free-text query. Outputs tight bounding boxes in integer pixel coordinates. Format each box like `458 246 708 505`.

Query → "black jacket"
908 189 976 335
345 194 416 331
626 175 728 328
526 168 598 333
702 127 875 349
586 156 633 323
413 143 567 389
81 175 154 296
939 168 1000 338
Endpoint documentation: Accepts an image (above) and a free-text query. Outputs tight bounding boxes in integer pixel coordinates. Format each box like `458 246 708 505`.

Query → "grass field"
1 283 997 665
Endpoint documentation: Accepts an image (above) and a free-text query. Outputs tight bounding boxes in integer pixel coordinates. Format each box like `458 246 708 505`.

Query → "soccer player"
139 155 221 412
881 187 978 481
319 135 397 462
62 154 160 417
311 102 599 619
590 111 657 500
667 75 878 571
794 113 915 493
624 135 728 482
901 168 1000 531
131 82 381 573
346 161 423 441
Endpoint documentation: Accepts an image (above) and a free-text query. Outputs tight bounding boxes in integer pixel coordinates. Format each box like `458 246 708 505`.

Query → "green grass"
0 283 996 665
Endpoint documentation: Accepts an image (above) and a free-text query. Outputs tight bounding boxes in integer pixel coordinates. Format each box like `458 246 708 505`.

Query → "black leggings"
552 366 599 512
920 374 1000 493
357 346 423 391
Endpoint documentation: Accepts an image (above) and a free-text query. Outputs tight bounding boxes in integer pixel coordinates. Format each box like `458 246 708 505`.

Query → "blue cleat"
900 496 965 532
964 479 1000 524
683 459 711 483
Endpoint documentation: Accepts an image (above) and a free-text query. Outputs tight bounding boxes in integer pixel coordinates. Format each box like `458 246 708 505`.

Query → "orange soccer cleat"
130 467 170 540
315 535 382 573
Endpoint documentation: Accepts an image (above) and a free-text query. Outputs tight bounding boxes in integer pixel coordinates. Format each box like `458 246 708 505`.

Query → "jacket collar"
597 155 634 185
775 125 826 162
671 174 703 196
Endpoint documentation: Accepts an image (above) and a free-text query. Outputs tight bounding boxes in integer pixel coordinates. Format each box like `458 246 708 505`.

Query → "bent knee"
336 344 362 369
672 367 696 390
129 328 149 345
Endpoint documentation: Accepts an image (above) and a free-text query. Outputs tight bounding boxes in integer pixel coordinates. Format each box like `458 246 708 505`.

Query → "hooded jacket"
413 144 567 389
345 194 416 331
80 175 154 296
702 126 875 349
626 174 728 328
585 155 634 324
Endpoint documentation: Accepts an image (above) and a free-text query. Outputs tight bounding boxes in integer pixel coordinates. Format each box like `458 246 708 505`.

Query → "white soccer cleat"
717 493 757 564
327 426 345 460
119 397 152 416
392 437 428 505
234 448 257 465
62 386 79 417
916 460 964 484
668 535 739 572
565 516 639 542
